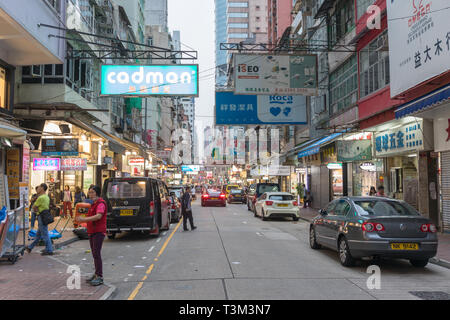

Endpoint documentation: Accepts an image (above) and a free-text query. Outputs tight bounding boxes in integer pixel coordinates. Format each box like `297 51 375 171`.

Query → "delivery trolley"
0 206 26 264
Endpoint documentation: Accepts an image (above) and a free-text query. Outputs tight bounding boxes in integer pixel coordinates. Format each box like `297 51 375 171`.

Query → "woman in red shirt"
75 185 107 286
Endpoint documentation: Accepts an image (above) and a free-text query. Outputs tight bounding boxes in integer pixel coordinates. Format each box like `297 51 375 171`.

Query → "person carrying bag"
26 183 54 255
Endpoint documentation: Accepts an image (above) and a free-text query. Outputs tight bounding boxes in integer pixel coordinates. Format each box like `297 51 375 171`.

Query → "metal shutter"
441 151 450 232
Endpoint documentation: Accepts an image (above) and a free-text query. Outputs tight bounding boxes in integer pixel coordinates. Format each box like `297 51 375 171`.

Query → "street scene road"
52 200 450 300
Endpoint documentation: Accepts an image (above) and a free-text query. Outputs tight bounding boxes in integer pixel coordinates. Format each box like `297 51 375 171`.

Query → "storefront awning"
297 132 343 158
0 120 27 141
395 84 450 119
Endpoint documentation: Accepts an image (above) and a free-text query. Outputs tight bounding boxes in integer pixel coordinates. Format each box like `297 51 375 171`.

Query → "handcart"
28 214 72 242
0 206 26 264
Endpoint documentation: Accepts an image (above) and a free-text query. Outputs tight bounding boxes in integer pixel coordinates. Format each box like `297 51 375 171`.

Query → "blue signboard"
215 91 307 125
101 65 199 96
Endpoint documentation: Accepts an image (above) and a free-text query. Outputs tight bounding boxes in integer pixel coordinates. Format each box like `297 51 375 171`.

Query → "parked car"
309 197 438 267
102 177 172 239
254 192 299 221
168 192 182 223
168 187 183 200
227 189 245 204
201 189 226 207
247 183 281 213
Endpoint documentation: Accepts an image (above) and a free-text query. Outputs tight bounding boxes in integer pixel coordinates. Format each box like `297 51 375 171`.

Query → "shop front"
373 118 434 211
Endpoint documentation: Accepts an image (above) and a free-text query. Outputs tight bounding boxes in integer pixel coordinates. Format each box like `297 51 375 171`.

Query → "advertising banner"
156 150 171 159
42 138 79 156
337 140 372 162
387 0 450 97
33 158 60 171
215 91 307 125
234 54 318 96
101 65 199 97
6 149 20 199
61 158 87 171
181 165 200 172
129 157 145 166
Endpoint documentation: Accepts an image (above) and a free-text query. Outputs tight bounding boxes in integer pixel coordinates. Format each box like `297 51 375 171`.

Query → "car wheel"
338 237 355 267
293 217 299 221
409 259 429 268
107 232 116 240
309 227 321 249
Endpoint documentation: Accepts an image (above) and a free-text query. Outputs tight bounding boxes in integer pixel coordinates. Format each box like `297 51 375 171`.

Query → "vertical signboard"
6 148 20 199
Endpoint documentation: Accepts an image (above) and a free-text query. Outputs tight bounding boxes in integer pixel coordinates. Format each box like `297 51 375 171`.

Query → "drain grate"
409 291 450 300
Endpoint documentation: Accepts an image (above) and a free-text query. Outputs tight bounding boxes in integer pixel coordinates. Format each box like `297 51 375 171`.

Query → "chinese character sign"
215 91 307 125
387 0 450 97
33 158 61 171
374 121 426 156
234 54 318 96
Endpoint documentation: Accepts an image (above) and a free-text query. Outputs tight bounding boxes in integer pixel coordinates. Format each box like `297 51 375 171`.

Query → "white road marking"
242 221 247 224
232 262 241 265
256 232 263 236
156 238 161 243
142 257 147 260
148 246 155 252
162 231 167 236
134 265 145 268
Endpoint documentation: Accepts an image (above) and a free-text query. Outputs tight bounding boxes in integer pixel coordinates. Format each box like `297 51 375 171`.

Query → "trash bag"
73 227 89 240
28 228 62 240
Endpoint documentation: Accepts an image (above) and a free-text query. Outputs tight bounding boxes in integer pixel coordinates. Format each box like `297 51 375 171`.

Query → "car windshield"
231 189 242 194
228 186 239 190
169 189 182 197
269 194 294 201
106 180 146 199
257 184 280 194
354 200 421 217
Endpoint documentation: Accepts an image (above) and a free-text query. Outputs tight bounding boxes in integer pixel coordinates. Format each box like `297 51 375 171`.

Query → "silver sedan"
309 197 438 267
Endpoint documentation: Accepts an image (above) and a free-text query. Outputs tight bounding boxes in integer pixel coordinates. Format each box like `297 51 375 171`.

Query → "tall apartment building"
144 0 168 32
112 0 146 43
267 0 293 45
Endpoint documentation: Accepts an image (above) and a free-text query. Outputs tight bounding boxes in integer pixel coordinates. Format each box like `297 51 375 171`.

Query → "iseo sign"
101 65 199 96
387 0 450 97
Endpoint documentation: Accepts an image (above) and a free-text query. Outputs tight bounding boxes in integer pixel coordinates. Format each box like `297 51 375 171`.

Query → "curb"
100 283 117 300
54 235 81 250
429 257 450 270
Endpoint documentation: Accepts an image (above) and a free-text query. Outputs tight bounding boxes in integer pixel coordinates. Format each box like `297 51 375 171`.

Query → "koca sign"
101 65 199 96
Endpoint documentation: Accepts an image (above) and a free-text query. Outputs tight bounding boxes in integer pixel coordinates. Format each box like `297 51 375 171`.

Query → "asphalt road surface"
54 199 450 300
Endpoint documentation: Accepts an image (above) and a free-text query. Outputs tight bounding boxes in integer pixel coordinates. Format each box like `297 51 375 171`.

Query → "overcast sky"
168 0 215 131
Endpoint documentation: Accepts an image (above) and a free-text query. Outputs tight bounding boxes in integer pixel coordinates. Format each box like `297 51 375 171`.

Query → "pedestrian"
74 186 86 206
376 186 385 197
75 185 107 286
26 183 54 255
181 186 196 231
62 185 73 218
369 186 377 196
29 186 39 229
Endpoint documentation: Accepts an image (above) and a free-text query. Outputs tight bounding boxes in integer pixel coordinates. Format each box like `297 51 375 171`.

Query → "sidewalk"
0 249 114 300
298 207 450 267
0 216 116 300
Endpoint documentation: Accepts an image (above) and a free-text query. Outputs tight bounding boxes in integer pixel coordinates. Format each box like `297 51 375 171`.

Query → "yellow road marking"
127 217 183 300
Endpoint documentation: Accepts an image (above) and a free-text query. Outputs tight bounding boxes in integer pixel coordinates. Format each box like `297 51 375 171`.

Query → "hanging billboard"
234 54 318 96
215 91 307 125
101 65 199 97
387 0 450 97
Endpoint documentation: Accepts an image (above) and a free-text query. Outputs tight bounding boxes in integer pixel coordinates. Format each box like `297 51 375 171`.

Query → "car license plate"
390 243 418 250
211 197 218 200
120 209 134 216
277 204 288 207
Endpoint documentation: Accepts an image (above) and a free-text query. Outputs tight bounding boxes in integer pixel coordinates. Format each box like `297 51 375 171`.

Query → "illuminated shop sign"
101 65 199 96
33 158 60 171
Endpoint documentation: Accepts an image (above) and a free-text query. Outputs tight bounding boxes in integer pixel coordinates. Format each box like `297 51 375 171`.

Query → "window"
329 54 358 115
106 181 146 199
357 0 376 21
354 200 421 217
328 0 355 47
269 194 294 201
228 2 248 8
359 30 390 98
43 0 61 14
229 33 248 39
228 23 249 29
228 12 248 18
22 64 64 84
335 200 351 216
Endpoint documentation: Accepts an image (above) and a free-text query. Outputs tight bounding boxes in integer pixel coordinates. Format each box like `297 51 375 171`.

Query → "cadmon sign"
101 65 199 96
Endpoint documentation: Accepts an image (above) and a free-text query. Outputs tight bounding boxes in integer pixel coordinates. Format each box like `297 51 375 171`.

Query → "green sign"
337 140 372 162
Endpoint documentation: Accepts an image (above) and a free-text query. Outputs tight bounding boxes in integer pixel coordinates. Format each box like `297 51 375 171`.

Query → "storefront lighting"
408 153 417 157
80 134 87 141
327 163 343 170
132 151 137 155
125 151 131 156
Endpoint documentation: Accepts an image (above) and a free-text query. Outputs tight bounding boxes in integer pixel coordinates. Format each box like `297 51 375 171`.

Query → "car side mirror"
319 209 327 216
